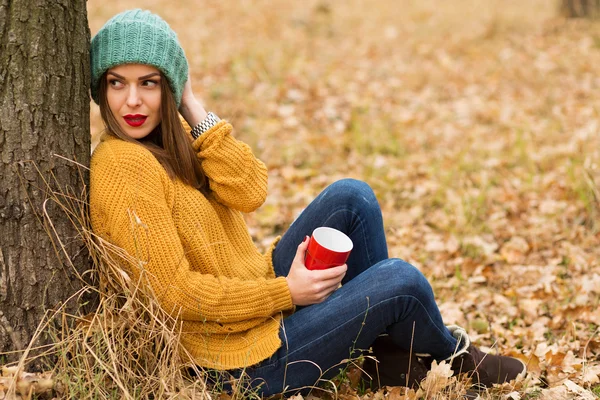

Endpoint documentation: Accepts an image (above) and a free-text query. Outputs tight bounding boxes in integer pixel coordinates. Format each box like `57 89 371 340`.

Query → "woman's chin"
121 125 154 140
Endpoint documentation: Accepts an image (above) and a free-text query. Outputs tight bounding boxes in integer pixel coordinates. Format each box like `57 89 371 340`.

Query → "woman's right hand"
285 237 347 306
179 73 208 128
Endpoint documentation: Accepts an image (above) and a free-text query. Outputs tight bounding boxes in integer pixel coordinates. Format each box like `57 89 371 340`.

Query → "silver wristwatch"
190 112 221 139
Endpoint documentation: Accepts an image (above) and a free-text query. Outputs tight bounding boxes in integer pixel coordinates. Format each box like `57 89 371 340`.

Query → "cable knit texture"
90 120 293 369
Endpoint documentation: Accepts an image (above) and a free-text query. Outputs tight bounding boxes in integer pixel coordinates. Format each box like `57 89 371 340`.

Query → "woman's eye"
109 79 124 88
142 80 159 87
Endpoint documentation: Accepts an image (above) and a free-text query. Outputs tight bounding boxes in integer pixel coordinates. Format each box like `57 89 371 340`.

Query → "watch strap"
190 112 221 139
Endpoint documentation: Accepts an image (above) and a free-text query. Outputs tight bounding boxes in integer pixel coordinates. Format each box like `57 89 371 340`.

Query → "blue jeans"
232 179 458 396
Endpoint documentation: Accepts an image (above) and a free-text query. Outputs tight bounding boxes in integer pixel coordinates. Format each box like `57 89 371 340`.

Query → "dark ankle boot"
362 335 431 390
446 326 526 389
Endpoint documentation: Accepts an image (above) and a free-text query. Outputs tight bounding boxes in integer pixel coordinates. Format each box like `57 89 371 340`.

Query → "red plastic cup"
305 227 353 270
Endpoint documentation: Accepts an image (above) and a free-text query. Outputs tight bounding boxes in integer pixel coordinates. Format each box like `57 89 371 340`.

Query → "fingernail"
303 236 309 243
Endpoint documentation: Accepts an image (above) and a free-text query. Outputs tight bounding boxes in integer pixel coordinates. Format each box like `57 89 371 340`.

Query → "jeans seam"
267 294 455 367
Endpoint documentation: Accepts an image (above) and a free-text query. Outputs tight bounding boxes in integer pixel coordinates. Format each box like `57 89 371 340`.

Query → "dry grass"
0 162 215 399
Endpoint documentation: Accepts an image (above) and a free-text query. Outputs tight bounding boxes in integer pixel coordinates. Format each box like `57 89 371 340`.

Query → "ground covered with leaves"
80 0 600 398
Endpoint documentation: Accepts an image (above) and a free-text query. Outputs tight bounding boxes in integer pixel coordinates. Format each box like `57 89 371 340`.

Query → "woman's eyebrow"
138 72 160 80
107 71 125 79
106 72 160 80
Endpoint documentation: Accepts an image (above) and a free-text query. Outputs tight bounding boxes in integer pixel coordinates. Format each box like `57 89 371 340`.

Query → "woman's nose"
126 86 142 107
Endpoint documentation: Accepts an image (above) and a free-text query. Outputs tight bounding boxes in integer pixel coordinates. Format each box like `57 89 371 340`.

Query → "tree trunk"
0 0 92 366
561 0 600 17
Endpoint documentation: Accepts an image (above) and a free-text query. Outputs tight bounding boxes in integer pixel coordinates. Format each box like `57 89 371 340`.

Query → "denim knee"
372 259 433 303
322 179 378 210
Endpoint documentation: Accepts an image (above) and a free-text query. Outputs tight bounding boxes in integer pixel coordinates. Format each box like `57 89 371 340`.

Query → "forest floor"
91 0 600 398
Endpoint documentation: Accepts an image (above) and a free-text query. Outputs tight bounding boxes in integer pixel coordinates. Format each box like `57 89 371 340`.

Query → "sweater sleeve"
190 121 268 213
90 142 292 323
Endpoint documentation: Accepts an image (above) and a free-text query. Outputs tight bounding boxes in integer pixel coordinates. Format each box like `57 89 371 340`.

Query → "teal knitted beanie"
90 9 188 107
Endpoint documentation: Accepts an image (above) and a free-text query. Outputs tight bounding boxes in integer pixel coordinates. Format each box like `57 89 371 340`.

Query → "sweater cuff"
264 235 282 278
191 120 228 152
267 276 294 312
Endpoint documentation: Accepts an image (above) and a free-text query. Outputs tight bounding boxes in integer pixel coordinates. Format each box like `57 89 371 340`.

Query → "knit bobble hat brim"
90 9 188 107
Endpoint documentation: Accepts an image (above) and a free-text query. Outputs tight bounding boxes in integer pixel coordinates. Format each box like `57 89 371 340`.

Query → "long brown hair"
98 71 209 194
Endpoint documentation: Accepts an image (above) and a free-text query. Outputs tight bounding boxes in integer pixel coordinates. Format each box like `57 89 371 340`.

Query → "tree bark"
561 0 600 18
0 0 92 366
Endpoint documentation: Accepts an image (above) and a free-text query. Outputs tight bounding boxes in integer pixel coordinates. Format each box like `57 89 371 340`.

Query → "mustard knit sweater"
90 121 294 370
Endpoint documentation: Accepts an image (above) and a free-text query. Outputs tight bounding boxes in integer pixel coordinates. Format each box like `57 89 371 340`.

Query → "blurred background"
88 0 600 392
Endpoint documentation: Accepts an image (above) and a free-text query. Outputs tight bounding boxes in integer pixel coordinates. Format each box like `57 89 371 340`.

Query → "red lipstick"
124 114 147 127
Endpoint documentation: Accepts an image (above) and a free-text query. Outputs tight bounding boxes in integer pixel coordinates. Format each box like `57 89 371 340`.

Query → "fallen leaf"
500 236 530 264
563 379 596 400
581 365 600 385
418 360 454 394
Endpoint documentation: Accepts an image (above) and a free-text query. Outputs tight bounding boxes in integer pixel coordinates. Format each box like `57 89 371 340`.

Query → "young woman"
89 9 526 396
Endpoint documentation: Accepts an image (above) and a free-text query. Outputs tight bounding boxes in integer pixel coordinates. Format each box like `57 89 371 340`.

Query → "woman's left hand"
285 237 347 306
